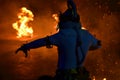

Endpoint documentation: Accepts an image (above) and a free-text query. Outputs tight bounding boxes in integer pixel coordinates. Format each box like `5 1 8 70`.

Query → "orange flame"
92 76 107 80
52 14 59 22
81 26 86 30
52 14 59 31
12 7 34 38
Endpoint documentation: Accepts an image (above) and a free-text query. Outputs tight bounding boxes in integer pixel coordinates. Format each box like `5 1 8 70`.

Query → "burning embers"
93 76 107 80
12 7 34 38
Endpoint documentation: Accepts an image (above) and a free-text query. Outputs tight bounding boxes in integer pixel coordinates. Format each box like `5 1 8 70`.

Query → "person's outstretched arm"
15 37 47 57
15 33 59 57
88 33 101 50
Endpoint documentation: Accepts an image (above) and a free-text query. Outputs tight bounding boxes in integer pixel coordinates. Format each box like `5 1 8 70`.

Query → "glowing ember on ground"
92 76 107 80
92 76 96 80
103 78 106 80
12 7 34 38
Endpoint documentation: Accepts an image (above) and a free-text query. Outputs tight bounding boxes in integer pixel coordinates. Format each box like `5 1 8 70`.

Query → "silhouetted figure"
15 0 101 80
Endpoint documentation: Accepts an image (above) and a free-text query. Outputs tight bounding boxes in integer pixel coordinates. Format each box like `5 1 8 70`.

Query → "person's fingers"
23 50 28 57
15 44 29 57
15 48 21 54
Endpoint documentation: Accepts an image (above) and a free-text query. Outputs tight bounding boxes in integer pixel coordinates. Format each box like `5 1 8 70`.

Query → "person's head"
58 9 80 23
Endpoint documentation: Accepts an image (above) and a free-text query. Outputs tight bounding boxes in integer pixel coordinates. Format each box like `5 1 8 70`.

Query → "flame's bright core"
12 7 34 38
52 14 59 22
52 14 59 31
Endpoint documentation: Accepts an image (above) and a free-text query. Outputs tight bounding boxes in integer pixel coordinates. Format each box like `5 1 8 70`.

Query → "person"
16 0 101 80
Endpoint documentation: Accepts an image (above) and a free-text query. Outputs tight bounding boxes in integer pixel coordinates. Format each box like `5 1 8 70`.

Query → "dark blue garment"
24 22 100 70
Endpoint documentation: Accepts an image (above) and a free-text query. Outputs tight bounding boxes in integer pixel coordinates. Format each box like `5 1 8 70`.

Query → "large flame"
12 7 34 38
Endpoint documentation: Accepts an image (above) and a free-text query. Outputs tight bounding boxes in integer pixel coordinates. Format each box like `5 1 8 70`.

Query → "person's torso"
56 29 77 70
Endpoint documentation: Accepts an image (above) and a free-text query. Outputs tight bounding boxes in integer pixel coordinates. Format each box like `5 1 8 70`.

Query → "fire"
52 14 59 22
52 14 59 31
12 7 34 38
81 27 86 30
92 76 107 80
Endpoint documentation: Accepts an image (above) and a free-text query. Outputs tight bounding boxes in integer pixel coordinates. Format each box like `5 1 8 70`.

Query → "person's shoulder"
81 29 88 33
81 29 92 36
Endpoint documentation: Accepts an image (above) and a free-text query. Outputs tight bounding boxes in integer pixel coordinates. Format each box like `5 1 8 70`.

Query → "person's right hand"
15 44 29 57
97 40 101 46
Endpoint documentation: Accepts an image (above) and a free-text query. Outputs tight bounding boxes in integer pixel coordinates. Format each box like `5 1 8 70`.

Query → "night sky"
0 0 120 80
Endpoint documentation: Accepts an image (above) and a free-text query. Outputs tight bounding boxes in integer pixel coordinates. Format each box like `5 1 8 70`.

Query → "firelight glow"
12 7 34 38
103 78 106 80
52 14 59 22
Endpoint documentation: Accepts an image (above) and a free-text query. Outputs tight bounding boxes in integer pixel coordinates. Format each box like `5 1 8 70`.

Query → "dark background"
0 0 120 80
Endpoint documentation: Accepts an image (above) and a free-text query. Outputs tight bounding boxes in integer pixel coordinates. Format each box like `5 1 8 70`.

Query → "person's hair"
58 10 80 23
